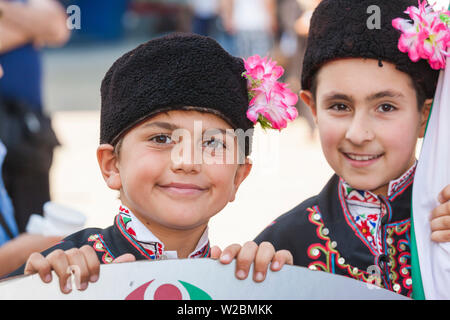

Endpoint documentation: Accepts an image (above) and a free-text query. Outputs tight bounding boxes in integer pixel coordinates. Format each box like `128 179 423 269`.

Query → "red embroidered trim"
87 234 115 264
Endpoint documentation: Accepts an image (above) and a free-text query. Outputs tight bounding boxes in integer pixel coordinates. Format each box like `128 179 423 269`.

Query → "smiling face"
97 110 251 236
301 58 431 196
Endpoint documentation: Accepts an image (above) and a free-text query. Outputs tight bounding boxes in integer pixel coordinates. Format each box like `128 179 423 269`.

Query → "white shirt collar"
119 204 209 259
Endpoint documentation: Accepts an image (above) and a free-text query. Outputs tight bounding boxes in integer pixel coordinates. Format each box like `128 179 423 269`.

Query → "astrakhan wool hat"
301 0 440 99
100 32 253 146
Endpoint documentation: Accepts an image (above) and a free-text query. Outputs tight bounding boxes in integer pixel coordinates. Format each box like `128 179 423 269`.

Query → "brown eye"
150 134 173 145
377 104 397 113
330 104 350 111
202 138 226 150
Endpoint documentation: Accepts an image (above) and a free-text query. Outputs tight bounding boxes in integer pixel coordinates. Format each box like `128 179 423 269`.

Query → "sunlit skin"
97 110 252 259
22 109 294 294
300 58 432 196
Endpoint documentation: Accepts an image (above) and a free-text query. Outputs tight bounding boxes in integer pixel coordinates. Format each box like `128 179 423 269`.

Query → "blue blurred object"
0 141 19 246
67 0 129 41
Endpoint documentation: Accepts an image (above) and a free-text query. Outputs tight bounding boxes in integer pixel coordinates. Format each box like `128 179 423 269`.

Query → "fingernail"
64 279 72 293
44 274 52 283
438 193 444 203
220 254 231 263
90 275 99 283
255 272 264 282
79 282 88 290
236 270 246 280
272 261 280 270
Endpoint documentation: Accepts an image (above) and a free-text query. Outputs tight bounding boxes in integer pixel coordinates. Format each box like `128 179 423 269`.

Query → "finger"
66 248 91 291
24 252 53 283
113 253 136 264
253 242 275 282
79 245 101 283
270 250 294 271
438 185 450 203
210 245 222 260
430 201 450 220
45 249 72 294
219 243 241 264
431 230 450 243
235 241 258 280
430 215 450 232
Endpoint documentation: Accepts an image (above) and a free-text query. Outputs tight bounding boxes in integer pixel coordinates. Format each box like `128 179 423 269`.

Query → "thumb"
113 253 136 264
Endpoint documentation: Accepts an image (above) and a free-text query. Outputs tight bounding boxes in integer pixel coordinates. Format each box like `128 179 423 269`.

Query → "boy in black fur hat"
254 0 450 298
8 33 294 293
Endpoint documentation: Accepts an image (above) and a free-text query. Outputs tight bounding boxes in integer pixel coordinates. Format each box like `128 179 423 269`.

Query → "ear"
229 159 252 202
418 98 433 138
299 90 317 121
97 144 122 190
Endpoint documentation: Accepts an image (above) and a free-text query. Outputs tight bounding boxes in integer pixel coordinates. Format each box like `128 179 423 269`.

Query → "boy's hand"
24 246 136 294
430 185 450 242
217 241 293 282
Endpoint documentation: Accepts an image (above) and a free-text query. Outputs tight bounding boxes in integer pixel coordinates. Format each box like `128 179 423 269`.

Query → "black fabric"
255 174 414 297
8 218 149 278
2 165 51 232
301 0 439 99
100 32 253 149
0 97 59 232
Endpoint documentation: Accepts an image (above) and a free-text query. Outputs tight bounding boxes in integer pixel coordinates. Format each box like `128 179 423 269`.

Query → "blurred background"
1 0 447 252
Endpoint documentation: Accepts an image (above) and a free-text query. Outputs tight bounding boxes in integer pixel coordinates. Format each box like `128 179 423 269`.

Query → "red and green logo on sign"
125 279 212 300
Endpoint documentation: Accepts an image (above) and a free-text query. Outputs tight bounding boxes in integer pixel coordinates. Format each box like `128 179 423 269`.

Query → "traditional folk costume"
9 32 299 277
11 205 212 277
7 33 253 277
256 0 449 299
255 164 417 297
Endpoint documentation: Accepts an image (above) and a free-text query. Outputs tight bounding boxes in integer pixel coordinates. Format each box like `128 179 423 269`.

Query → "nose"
170 134 202 174
345 112 375 145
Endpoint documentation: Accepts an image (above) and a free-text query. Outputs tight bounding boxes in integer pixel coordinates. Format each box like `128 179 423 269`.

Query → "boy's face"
301 58 431 196
98 110 251 235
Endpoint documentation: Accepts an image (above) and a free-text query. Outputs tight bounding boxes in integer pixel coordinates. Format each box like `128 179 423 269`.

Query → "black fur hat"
100 32 253 146
301 0 440 99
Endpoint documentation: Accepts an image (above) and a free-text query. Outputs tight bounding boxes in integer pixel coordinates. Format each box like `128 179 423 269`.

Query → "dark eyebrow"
142 122 235 136
365 90 405 102
142 121 180 131
322 90 405 104
203 128 236 137
322 92 355 103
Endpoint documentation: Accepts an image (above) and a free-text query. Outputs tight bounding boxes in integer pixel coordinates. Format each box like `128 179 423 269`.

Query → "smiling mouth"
157 183 208 196
343 153 384 161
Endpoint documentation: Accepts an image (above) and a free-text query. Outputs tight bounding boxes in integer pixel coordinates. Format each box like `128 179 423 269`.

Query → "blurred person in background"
0 62 62 279
188 0 220 37
221 0 277 58
0 0 70 233
283 0 321 139
276 0 316 139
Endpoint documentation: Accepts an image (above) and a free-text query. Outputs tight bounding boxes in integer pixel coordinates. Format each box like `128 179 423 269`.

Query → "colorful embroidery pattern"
383 220 412 296
116 205 211 260
118 206 164 259
88 234 115 264
306 206 378 285
341 181 386 254
190 242 211 258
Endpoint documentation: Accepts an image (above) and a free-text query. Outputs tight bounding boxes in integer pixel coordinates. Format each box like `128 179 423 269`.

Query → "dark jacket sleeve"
5 227 103 278
254 196 319 267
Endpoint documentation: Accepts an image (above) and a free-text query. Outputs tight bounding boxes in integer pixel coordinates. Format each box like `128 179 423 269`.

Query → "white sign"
0 259 407 300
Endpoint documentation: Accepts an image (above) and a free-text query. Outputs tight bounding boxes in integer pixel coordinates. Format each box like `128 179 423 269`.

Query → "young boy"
9 33 293 294
254 0 450 298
